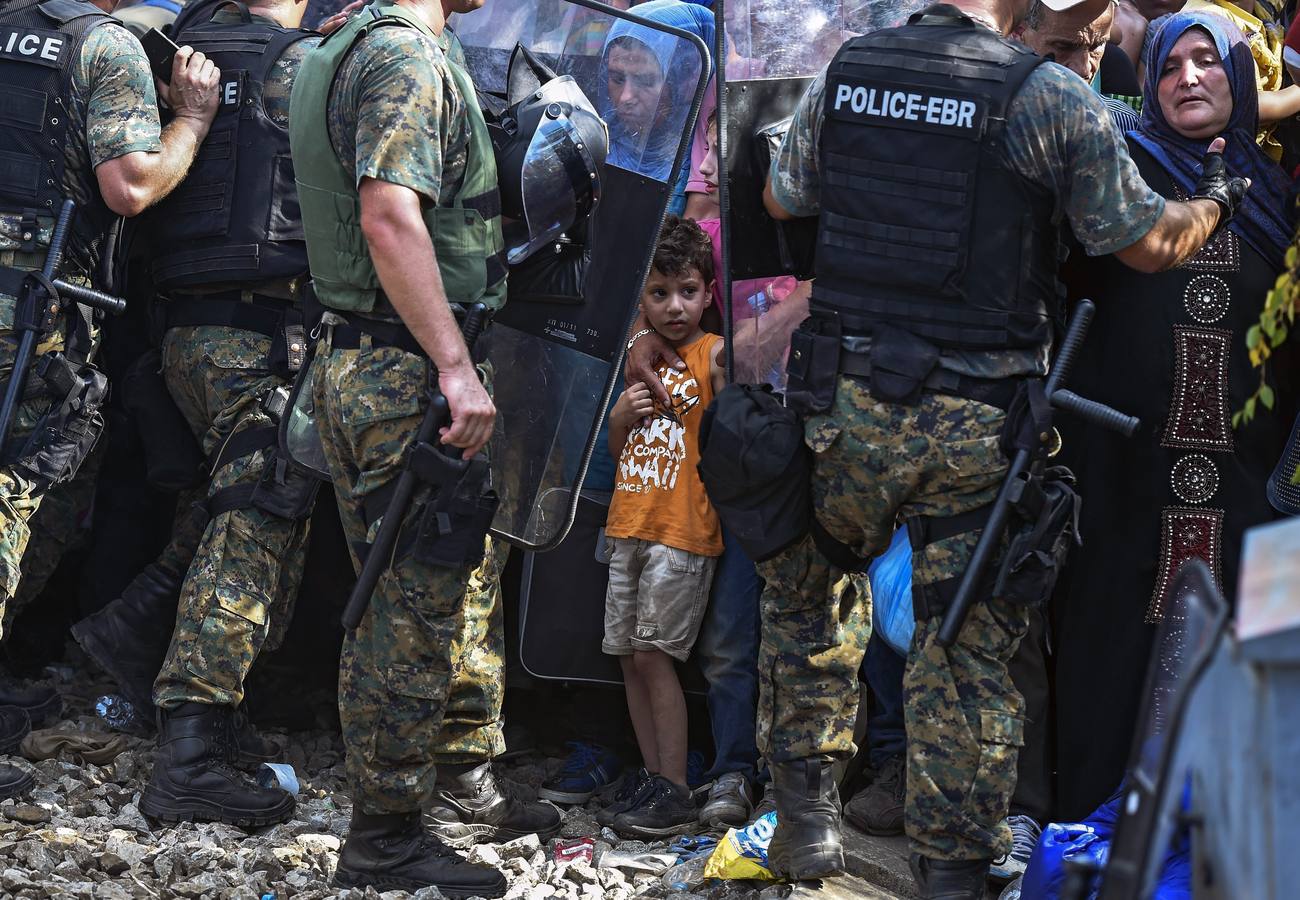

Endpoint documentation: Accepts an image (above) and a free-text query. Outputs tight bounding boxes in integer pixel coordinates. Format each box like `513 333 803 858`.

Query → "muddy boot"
425 761 562 848
844 753 906 836
140 702 294 827
334 809 507 899
767 757 845 880
71 563 180 714
910 855 991 900
0 677 61 727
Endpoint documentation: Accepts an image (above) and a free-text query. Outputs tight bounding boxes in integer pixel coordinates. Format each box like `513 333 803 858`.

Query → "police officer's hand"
626 328 685 407
439 363 496 460
160 46 221 124
1192 137 1250 230
318 0 366 34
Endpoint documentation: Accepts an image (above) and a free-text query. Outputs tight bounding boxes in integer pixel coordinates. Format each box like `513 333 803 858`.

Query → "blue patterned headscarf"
1131 11 1293 270
601 0 713 189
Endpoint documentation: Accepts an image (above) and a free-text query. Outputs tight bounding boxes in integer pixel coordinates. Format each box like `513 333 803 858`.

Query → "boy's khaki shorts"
603 537 717 662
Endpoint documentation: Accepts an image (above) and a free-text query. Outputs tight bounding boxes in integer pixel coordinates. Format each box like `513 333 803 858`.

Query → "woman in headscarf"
1051 9 1299 820
601 0 713 211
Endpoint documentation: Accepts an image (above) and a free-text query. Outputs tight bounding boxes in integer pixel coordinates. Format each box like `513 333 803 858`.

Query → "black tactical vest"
0 0 117 279
148 7 313 290
813 9 1059 352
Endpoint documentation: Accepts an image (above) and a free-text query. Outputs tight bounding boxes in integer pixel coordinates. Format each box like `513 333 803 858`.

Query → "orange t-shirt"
606 333 723 557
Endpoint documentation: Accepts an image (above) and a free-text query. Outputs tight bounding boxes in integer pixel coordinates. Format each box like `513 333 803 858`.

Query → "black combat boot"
0 677 61 727
226 707 283 769
139 702 294 827
334 808 508 898
71 562 180 714
425 761 562 847
910 854 991 900
767 757 845 880
0 706 32 800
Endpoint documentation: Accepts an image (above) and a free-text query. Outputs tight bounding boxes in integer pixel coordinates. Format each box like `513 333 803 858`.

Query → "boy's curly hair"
652 215 715 286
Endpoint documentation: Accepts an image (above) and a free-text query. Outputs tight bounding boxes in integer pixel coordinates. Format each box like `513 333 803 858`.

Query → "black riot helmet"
486 45 608 265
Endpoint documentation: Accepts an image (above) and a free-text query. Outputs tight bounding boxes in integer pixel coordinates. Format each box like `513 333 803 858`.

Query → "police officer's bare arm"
358 176 496 459
96 46 221 217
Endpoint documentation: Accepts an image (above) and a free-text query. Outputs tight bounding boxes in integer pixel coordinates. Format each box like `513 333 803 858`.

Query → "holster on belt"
867 324 940 405
400 441 497 570
785 309 842 417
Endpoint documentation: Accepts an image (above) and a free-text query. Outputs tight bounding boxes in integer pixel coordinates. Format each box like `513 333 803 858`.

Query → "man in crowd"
762 0 1242 898
0 0 220 795
289 0 512 893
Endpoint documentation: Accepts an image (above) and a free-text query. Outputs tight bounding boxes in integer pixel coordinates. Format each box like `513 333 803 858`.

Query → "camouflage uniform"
313 23 501 814
764 47 1165 861
151 23 322 710
0 25 160 632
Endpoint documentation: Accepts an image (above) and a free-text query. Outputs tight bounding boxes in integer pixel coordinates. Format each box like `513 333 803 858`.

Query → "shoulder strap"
37 0 109 24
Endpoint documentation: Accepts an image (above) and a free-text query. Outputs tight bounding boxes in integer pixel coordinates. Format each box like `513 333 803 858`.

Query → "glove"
1191 149 1248 230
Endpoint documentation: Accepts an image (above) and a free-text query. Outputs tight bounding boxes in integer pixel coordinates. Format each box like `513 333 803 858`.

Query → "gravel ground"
0 662 783 900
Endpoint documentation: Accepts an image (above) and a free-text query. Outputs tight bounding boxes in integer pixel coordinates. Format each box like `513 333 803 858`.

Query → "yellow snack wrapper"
702 811 779 881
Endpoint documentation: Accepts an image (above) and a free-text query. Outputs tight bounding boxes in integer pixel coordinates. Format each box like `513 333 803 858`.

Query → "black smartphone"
141 27 180 85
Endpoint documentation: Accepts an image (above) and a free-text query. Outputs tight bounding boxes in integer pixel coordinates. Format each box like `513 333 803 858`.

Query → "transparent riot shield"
1099 560 1228 900
453 0 710 550
717 0 932 385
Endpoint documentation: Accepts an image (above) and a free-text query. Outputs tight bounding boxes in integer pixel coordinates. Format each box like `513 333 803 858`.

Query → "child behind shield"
600 215 726 836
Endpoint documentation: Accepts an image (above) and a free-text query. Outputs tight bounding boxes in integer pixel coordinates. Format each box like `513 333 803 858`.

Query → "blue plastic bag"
869 526 913 656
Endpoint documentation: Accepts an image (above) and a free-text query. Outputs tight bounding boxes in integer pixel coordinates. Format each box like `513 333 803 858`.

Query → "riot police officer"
289 0 510 893
760 0 1245 896
0 0 219 796
78 0 324 829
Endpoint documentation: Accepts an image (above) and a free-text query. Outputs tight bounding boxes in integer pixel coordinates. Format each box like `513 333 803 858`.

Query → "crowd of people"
0 0 1293 898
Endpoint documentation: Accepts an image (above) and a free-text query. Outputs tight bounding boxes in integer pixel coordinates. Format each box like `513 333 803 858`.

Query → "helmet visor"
511 93 605 264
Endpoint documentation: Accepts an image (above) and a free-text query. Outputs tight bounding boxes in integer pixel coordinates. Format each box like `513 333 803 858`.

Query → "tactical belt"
327 305 472 359
839 347 1020 410
165 292 296 339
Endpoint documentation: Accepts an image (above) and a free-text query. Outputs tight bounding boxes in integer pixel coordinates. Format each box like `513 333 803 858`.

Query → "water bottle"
95 694 138 732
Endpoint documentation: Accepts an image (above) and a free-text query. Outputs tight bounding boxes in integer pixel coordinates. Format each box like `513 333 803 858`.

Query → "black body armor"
812 9 1058 352
148 7 313 290
0 0 117 279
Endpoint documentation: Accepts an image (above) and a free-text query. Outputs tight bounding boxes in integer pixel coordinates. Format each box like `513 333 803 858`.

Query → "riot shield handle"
341 302 490 632
936 299 1137 647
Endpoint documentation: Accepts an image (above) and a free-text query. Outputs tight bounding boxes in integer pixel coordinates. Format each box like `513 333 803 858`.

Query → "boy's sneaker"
612 775 697 839
596 767 654 826
538 742 622 805
989 815 1042 882
700 772 753 828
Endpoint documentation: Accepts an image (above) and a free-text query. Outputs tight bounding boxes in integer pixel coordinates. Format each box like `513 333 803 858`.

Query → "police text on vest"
833 83 976 129
0 26 65 67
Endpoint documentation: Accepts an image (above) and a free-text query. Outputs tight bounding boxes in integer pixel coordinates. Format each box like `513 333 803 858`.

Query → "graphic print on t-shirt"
617 365 701 495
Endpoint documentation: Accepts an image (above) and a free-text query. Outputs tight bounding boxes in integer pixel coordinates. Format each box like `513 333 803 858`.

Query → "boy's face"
641 266 711 342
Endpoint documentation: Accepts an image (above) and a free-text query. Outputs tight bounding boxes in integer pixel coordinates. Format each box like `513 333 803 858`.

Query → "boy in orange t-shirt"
601 216 726 838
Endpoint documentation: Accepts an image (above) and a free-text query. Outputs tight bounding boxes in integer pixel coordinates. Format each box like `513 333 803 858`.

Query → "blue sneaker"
539 742 623 804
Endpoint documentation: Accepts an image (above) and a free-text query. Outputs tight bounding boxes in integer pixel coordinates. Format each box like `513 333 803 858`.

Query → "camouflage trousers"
153 325 311 709
3 441 104 632
756 375 1026 862
0 319 74 636
312 334 503 813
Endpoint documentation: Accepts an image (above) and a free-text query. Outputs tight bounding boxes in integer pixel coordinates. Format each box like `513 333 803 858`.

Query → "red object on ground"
553 837 596 865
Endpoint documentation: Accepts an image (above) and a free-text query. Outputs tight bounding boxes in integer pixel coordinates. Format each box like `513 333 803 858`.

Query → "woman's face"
606 41 667 134
1157 28 1234 139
